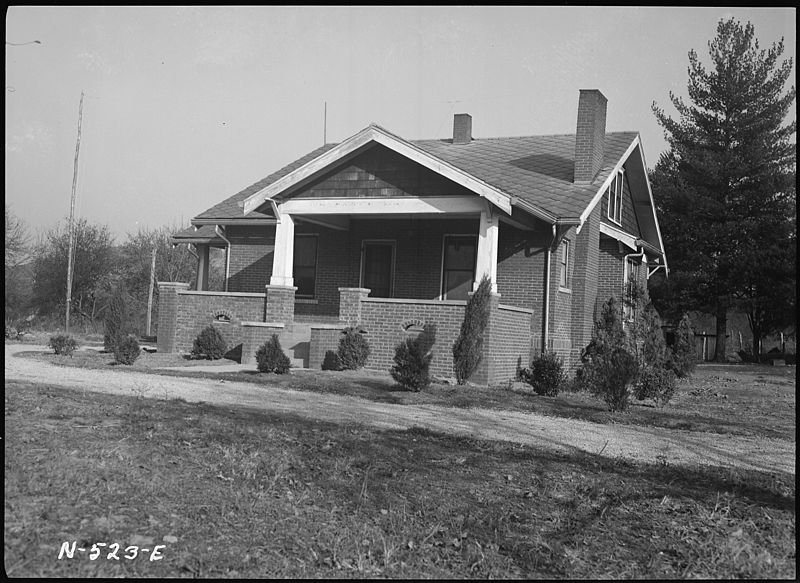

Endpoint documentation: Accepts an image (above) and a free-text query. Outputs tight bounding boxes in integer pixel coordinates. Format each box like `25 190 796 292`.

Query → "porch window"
607 168 624 225
560 239 570 289
293 234 318 298
441 235 477 301
361 241 396 298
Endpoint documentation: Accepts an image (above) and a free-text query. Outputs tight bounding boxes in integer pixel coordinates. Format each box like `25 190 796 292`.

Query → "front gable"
276 143 477 201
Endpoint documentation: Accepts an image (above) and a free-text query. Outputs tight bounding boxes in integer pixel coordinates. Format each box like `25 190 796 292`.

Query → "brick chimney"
453 113 472 144
574 89 607 183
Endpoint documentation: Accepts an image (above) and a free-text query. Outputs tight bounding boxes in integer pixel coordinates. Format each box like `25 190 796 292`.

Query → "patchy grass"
21 347 796 442
4 380 795 579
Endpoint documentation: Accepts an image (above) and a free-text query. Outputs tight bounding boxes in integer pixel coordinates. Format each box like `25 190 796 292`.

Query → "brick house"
160 89 667 384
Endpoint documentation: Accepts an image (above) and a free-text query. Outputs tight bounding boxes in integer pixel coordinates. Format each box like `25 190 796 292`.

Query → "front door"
362 241 395 298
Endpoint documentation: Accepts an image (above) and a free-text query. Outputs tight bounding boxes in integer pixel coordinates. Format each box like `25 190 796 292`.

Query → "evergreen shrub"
191 325 227 360
452 275 492 384
337 327 371 370
114 335 141 365
49 334 77 357
255 334 291 374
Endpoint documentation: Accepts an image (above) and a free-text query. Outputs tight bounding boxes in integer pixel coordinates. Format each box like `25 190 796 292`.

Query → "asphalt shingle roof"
190 132 639 224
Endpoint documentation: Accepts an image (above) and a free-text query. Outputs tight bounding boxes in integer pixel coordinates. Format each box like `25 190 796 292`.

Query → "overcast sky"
5 6 796 242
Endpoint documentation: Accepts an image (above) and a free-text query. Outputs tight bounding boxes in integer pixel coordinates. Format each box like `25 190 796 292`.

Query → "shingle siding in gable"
285 144 475 200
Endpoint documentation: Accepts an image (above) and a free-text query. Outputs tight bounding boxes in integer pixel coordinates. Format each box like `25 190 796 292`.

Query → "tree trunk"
714 302 727 362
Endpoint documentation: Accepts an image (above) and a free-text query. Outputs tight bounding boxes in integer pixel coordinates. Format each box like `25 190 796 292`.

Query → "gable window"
607 168 624 225
441 235 477 301
560 239 570 289
361 240 396 298
293 235 318 298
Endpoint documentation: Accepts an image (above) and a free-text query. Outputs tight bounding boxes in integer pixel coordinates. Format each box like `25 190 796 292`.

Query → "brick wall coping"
177 290 266 298
241 321 286 328
361 297 468 306
498 304 534 315
265 285 298 291
157 281 190 288
309 323 345 330
338 287 372 293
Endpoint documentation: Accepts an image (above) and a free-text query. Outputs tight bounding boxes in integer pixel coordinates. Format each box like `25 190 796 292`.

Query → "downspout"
542 225 556 354
215 225 231 292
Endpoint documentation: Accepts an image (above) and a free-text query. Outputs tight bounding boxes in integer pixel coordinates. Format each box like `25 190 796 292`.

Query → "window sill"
558 287 571 294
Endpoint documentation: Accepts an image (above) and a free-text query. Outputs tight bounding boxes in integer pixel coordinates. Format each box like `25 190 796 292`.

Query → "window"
361 241 396 298
441 235 477 300
560 239 570 289
623 257 638 321
293 235 318 298
607 168 624 224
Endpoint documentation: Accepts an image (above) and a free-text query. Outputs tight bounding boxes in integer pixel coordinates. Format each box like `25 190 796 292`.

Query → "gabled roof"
189 125 661 255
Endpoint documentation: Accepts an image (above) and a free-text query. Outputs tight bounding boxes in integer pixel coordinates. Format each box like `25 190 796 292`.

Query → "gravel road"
5 343 795 475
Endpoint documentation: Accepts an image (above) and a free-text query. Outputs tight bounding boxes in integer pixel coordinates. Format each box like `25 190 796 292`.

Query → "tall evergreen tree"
651 18 796 361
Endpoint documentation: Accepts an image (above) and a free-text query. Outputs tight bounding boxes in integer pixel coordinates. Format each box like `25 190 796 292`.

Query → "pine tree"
651 18 796 361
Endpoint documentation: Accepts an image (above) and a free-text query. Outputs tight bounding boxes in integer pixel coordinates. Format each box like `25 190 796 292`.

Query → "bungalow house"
159 89 667 384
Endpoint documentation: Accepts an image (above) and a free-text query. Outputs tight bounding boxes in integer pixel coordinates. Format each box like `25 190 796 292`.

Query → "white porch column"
270 213 295 286
195 244 210 291
474 208 499 292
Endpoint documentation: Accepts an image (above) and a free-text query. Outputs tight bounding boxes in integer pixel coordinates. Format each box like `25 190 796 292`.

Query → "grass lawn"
22 345 797 442
4 379 795 578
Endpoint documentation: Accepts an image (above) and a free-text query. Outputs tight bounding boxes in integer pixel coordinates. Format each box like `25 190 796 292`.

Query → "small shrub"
391 324 436 392
49 334 77 357
321 350 341 371
255 334 291 374
191 325 227 360
337 327 371 370
633 365 676 406
113 335 141 365
670 313 697 378
520 351 567 396
452 274 492 384
587 347 638 412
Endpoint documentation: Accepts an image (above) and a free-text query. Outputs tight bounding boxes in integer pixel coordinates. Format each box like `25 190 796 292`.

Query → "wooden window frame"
607 168 624 225
439 234 478 301
559 239 570 291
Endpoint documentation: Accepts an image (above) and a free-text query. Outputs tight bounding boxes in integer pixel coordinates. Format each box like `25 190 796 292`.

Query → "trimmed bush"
321 350 341 371
633 365 676 406
391 324 436 392
113 335 141 365
49 334 77 357
520 351 567 396
255 334 291 374
337 327 371 370
191 325 227 360
670 313 697 378
452 274 492 384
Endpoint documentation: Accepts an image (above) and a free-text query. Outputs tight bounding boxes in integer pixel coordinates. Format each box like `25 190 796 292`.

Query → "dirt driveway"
5 343 795 475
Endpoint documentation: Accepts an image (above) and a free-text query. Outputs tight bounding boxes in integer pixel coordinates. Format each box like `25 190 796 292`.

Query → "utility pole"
145 244 157 337
65 90 84 333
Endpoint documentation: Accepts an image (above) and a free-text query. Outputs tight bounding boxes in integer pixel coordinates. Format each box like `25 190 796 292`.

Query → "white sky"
5 6 796 241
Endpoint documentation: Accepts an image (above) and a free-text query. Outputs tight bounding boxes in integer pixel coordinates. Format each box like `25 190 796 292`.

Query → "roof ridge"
412 130 638 143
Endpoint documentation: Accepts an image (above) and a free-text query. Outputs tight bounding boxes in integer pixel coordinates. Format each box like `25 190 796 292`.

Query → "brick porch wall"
173 291 267 353
486 304 534 383
359 298 467 379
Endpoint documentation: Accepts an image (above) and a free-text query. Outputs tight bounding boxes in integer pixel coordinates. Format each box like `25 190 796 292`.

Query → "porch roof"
171 224 227 247
190 130 639 226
